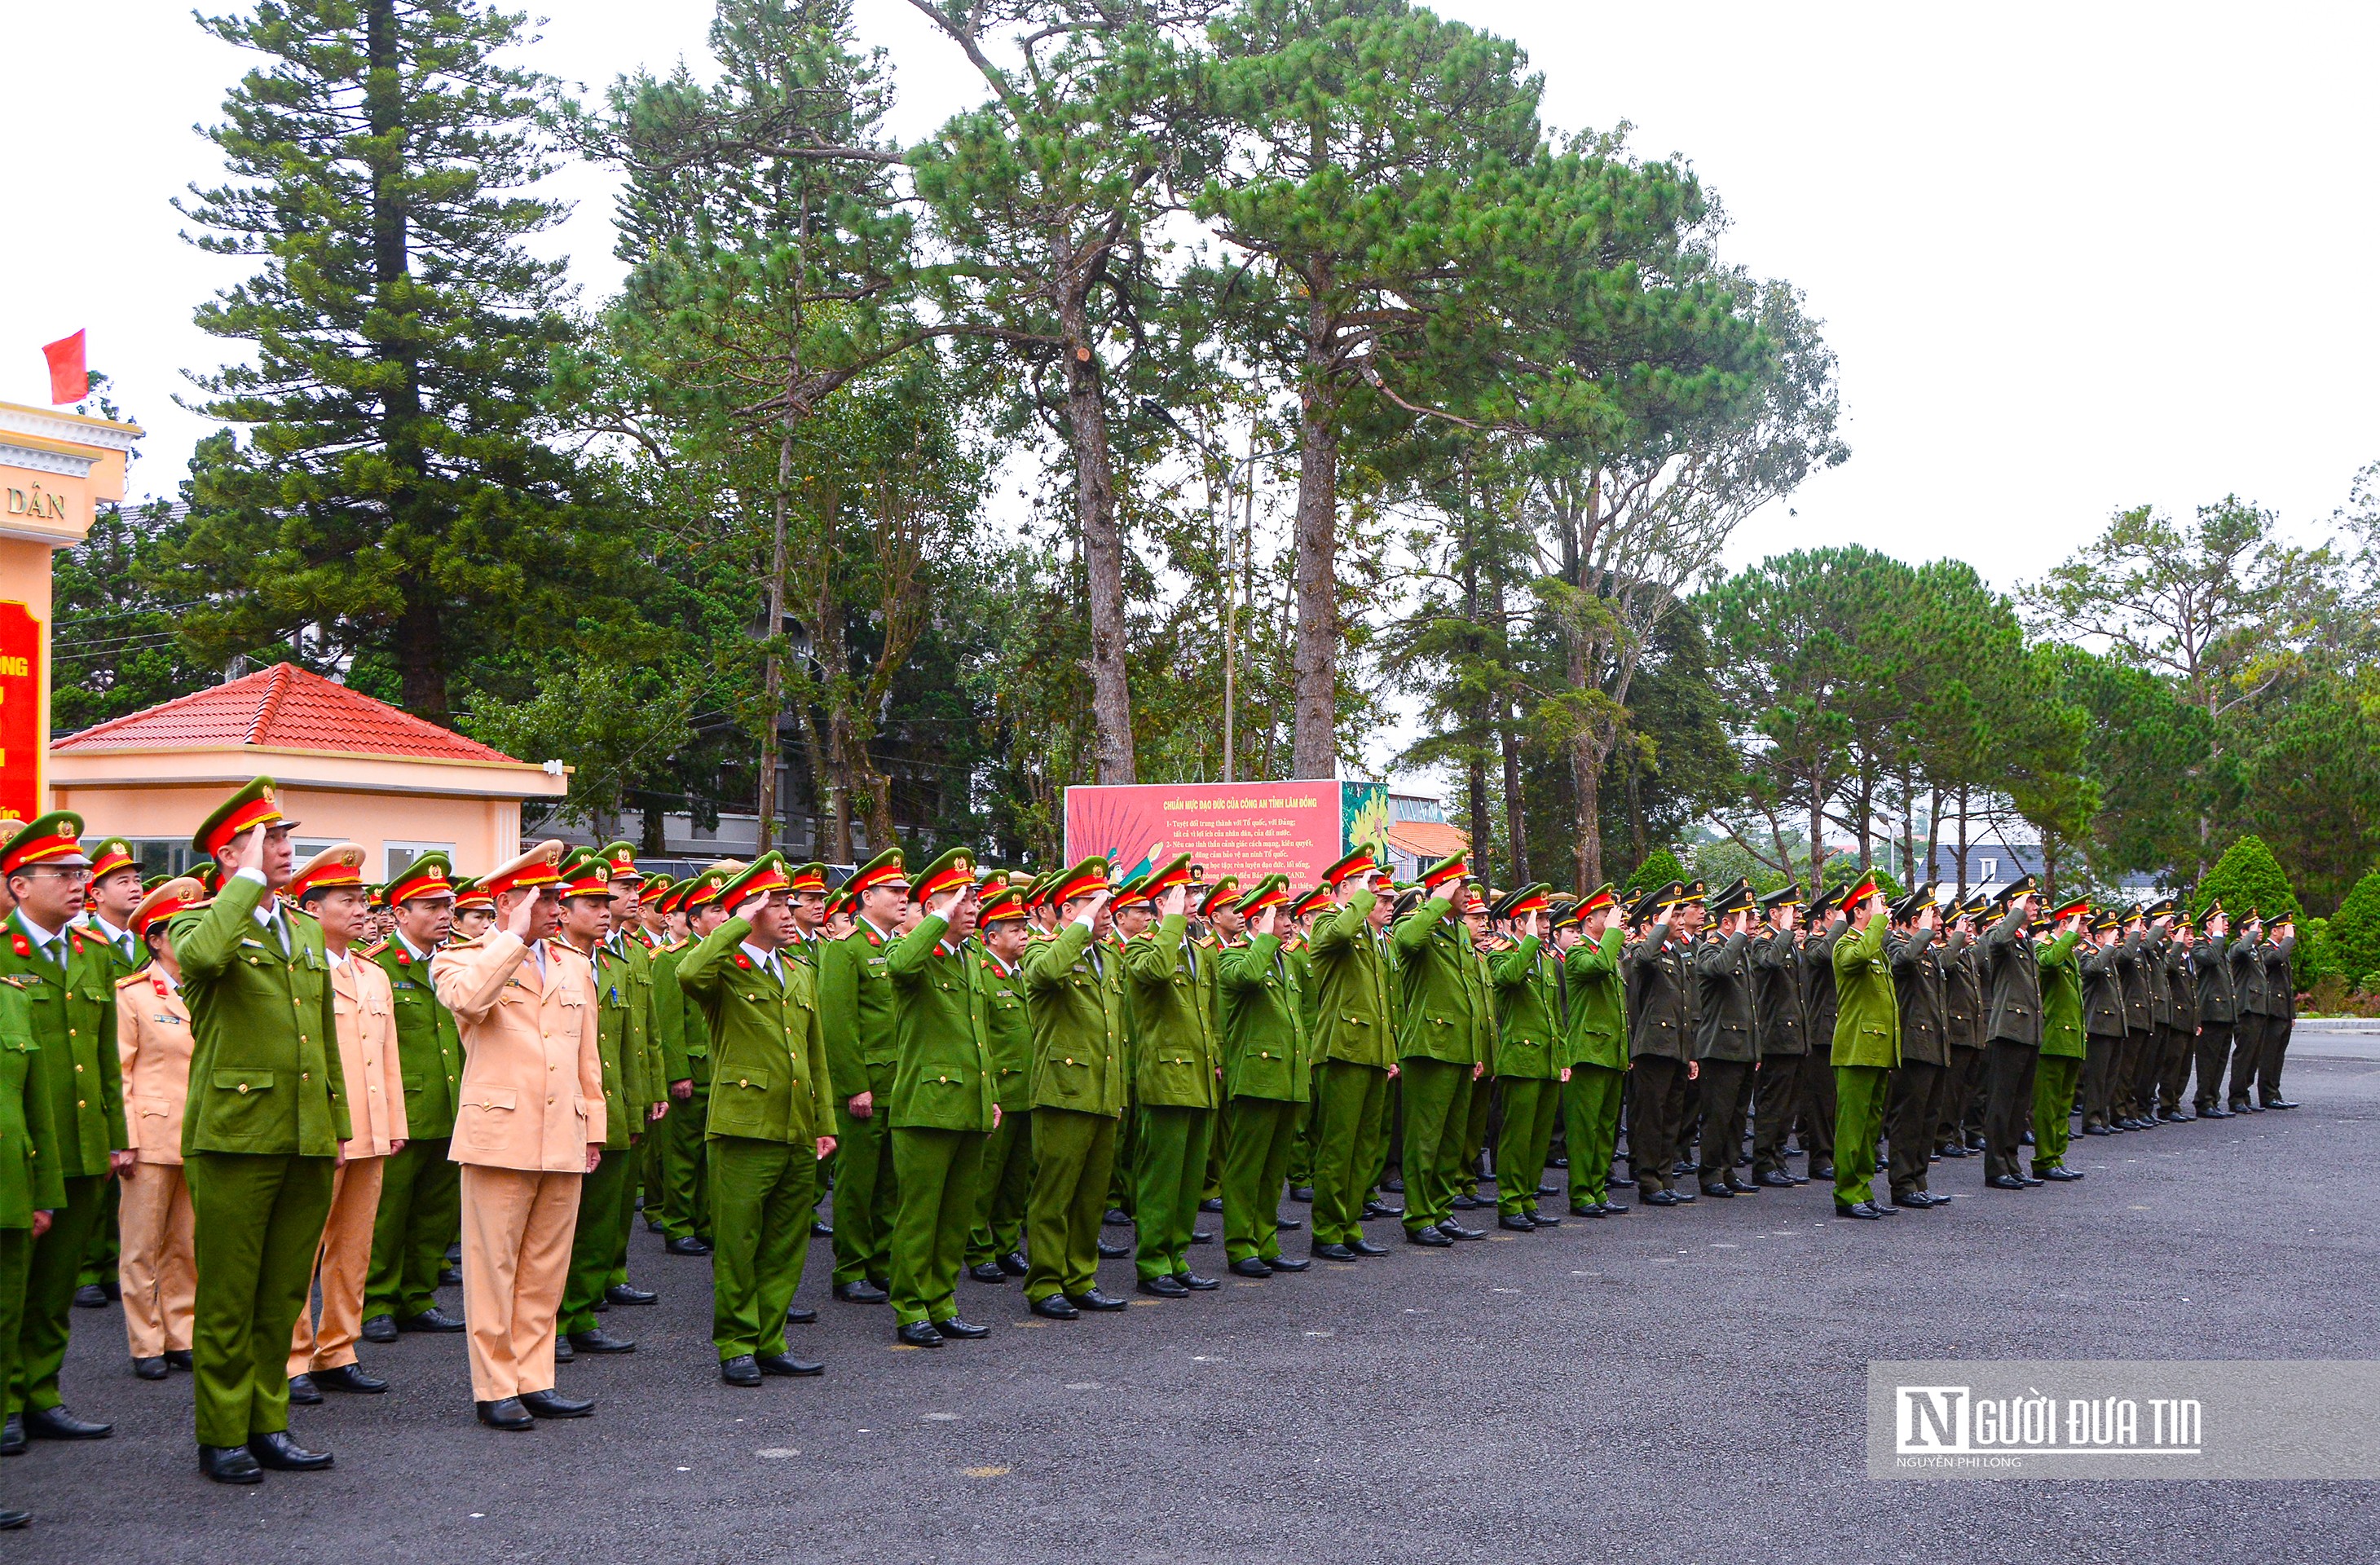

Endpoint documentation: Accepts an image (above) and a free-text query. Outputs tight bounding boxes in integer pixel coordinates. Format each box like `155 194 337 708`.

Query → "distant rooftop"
54 661 521 765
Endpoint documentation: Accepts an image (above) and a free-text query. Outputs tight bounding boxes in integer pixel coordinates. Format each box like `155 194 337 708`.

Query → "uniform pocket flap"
467 1087 518 1113
212 1069 275 1093
724 1071 770 1091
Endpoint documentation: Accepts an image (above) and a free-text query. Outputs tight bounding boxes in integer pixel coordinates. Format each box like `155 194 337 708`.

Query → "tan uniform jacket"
432 932 606 1172
331 951 409 1159
115 969 192 1166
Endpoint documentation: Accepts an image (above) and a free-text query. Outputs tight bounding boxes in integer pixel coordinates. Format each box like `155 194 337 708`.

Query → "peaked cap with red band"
450 875 493 911
1236 874 1289 918
192 777 292 859
683 862 741 912
2048 895 2091 924
1420 853 1468 895
483 840 566 900
132 875 205 940
1143 853 1193 901
847 849 907 899
289 842 368 902
86 838 137 884
1197 875 1241 919
0 812 87 878
913 847 977 906
787 861 829 896
1320 847 1385 890
1578 883 1620 916
1050 857 1111 906
593 840 642 884
1289 884 1332 921
384 852 456 907
978 886 1027 924
719 853 789 916
557 849 612 899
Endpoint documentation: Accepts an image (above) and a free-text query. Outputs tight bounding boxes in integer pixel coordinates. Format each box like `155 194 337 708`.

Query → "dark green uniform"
1217 932 1309 1264
1623 919 1690 1197
964 946 1034 1271
0 911 122 1422
558 940 650 1340
886 915 994 1327
1488 935 1558 1221
173 875 349 1450
1691 930 1756 1192
1561 928 1628 1212
820 920 900 1287
1978 906 2044 1183
1020 921 1126 1303
1749 924 1807 1179
1123 914 1219 1281
1829 911 1897 1210
677 924 834 1362
1306 893 1395 1249
363 933 461 1325
602 930 662 1277
1392 896 1483 1235
1884 927 1950 1203
2033 931 2085 1175
70 921 138 1297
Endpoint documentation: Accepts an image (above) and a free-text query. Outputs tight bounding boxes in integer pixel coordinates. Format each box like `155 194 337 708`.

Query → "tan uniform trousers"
459 1164 581 1401
118 1162 196 1360
288 1157 386 1376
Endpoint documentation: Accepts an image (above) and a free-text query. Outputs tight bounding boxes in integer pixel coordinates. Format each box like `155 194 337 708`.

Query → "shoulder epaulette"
360 937 390 959
112 969 150 990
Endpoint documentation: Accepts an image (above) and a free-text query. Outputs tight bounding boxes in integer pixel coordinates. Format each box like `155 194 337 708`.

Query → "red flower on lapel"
8 936 25 957
734 954 752 969
395 952 412 965
68 935 82 955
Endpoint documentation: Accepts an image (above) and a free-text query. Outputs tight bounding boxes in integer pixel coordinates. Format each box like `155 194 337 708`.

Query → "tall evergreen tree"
174 0 606 718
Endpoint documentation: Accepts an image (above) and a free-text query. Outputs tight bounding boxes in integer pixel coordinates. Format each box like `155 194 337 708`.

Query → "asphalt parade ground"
15 1035 2380 1563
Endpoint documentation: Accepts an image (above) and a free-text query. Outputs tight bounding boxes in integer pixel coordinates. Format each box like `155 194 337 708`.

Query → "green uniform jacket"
1624 922 1690 1063
0 911 125 1178
820 920 900 1101
172 875 350 1156
371 938 461 1140
1889 928 1949 1068
976 948 1034 1113
1308 893 1395 1069
1561 928 1628 1071
677 921 835 1145
1980 907 2043 1047
1285 939 1321 1052
1828 914 1900 1069
1217 932 1310 1102
2038 932 2085 1059
650 942 694 1085
1123 915 1219 1110
2080 941 2127 1038
1752 928 1806 1057
584 944 646 1152
1392 899 1482 1065
887 915 995 1133
1021 921 1126 1118
1490 937 1558 1081
1462 941 1497 1073
605 933 663 1114
0 979 65 1225
1691 932 1756 1063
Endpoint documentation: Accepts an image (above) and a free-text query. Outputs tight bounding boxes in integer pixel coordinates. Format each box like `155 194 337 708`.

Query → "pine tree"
2193 834 2301 924
174 0 606 718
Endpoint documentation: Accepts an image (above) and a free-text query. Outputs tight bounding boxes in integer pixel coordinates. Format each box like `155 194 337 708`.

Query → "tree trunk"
1289 269 1341 780
1571 734 1600 895
1057 287 1135 785
1924 785 1942 892
1807 776 1829 898
367 0 439 718
1501 710 1528 887
1467 754 1491 884
756 422 794 854
394 598 446 721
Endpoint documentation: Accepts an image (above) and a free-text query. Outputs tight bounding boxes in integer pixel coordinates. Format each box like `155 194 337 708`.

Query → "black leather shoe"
896 1320 945 1347
1643 1188 1679 1206
605 1283 657 1307
1104 1207 1132 1227
1290 1185 1315 1202
1726 1178 1756 1194
721 1355 763 1387
1756 1170 1796 1188
1172 1272 1219 1292
313 1364 387 1394
1031 1294 1081 1320
1137 1275 1190 1298
2266 1097 2298 1109
0 1507 26 1528
398 1307 465 1334
1672 1187 1698 1202
1188 1229 1216 1245
201 1443 266 1480
1349 1237 1390 1255
1096 1238 1133 1259
2041 1166 2086 1181
248 1430 333 1470
360 1314 399 1343
1311 1242 1357 1262
2082 1124 2112 1135
1531 1210 1561 1227
1835 1201 1884 1219
1264 1253 1311 1272
1382 1176 1406 1193
1274 1215 1302 1230
968 1263 1007 1284
2020 1174 2044 1186
520 1388 594 1418
1199 1197 1223 1212
666 1235 712 1256
439 1267 464 1286
2202 1104 2233 1118
1811 1162 1836 1179
476 1397 535 1431
73 1284 107 1310
1405 1226 1453 1248
833 1280 888 1304
164 1349 194 1371
1439 1220 1484 1241
1699 1184 1734 1199
1937 1144 1969 1158
553 1337 574 1364
1363 1199 1404 1219
1498 1213 1537 1232
787 1307 818 1324
285 1374 322 1405
1598 1200 1629 1215
1231 1257 1273 1277
1069 1289 1128 1312
998 1250 1028 1276
566 1329 636 1355
133 1356 168 1382
932 1316 990 1338
758 1351 824 1376
0 1416 23 1456
1986 1175 2027 1190
1450 1194 1485 1211
810 1219 835 1237
24 1406 109 1440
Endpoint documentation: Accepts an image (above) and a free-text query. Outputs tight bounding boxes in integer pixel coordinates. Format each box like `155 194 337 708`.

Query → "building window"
384 842 455 880
1978 857 1998 883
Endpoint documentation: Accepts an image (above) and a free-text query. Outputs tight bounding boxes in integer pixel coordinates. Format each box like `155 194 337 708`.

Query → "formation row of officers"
0 778 2304 1513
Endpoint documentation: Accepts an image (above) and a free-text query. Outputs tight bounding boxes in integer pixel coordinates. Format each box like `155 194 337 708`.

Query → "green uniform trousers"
608 1139 642 1290
965 1108 1032 1269
1310 1061 1389 1247
1201 1109 1225 1204
889 1125 985 1327
1495 1078 1560 1219
1107 1096 1137 1219
1025 1109 1116 1303
11 1173 109 1415
559 1148 632 1338
831 1066 897 1286
0 1230 27 1435
2031 1054 2082 1175
1832 1065 1891 1209
1285 1063 1325 1189
1221 1096 1298 1263
364 1136 459 1322
1562 1065 1625 1210
73 1181 119 1290
634 1126 666 1232
183 1153 335 1448
661 1085 712 1241
1399 1056 1470 1233
1458 1074 1492 1200
1133 1104 1213 1281
707 1135 818 1360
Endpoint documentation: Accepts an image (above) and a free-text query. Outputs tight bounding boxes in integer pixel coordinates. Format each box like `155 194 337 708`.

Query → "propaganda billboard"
1063 779 1391 890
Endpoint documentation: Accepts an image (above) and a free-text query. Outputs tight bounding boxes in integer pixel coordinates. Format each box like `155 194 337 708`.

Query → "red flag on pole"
42 332 88 404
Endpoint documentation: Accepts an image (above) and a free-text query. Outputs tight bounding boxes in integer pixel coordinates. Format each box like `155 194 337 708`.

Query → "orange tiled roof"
54 662 521 765
1386 820 1469 860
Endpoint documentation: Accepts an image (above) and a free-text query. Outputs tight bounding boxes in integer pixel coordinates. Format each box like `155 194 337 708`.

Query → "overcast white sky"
7 2 2375 782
